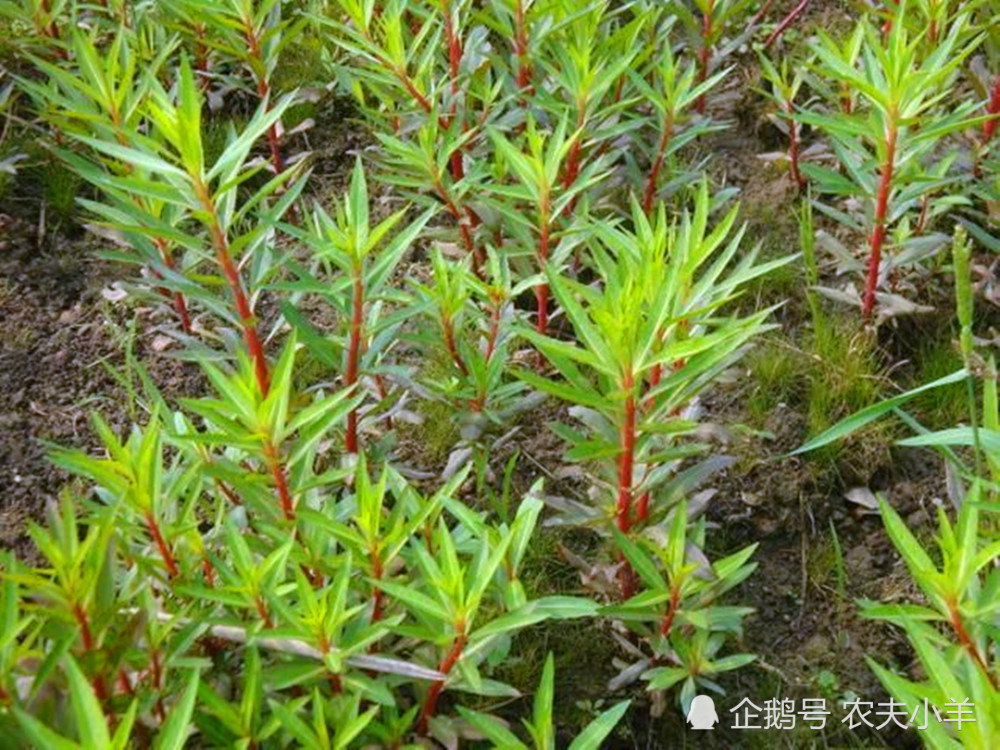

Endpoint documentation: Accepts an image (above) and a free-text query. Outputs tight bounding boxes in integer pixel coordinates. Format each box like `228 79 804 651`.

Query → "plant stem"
346 265 364 454
749 0 777 28
535 197 551 358
696 1 714 114
983 74 1000 145
862 121 897 320
786 100 805 191
145 513 179 578
764 0 810 48
418 628 467 735
513 0 531 90
152 238 192 333
642 116 674 215
948 600 999 691
201 556 216 586
370 555 384 623
560 105 587 217
263 441 295 520
197 182 271 395
255 596 274 628
242 18 285 177
441 312 469 377
617 370 636 536
73 602 94 652
659 586 681 637
431 172 482 270
472 298 501 412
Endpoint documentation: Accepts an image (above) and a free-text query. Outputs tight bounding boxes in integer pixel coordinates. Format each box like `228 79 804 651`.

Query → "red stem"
786 101 805 191
948 601 999 691
264 442 295 521
432 174 482 270
242 18 286 179
534 210 551 368
418 630 467 734
749 0 777 27
696 1 714 113
862 123 897 320
617 370 636 535
346 267 364 454
116 668 134 697
202 556 216 586
370 556 384 623
442 313 469 376
199 183 271 395
255 596 274 628
983 75 1000 144
374 373 394 430
73 603 94 652
154 239 192 334
643 118 674 215
764 0 810 48
145 513 179 578
514 0 531 90
472 299 502 412
659 586 681 637
194 24 210 91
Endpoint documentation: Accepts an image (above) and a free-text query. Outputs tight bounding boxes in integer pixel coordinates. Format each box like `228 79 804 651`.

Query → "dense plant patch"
0 0 998 747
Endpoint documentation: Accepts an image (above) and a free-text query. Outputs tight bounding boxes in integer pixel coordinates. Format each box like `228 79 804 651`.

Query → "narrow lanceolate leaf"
455 707 525 748
64 656 111 750
13 708 81 750
344 654 445 681
568 700 631 750
876 498 942 610
154 670 200 750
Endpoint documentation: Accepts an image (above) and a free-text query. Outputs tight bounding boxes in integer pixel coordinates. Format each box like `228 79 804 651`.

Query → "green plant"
65 59 302 389
757 51 808 192
630 39 727 214
517 184 790 597
166 0 306 179
861 488 999 749
674 0 752 114
801 6 983 320
603 499 757 714
0 0 68 55
281 157 431 455
489 116 609 342
409 246 526 419
458 652 629 748
793 224 1000 747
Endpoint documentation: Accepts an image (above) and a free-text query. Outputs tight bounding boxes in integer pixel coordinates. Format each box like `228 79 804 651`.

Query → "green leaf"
568 700 630 750
454 707 525 748
13 708 81 750
154 670 200 750
532 653 555 746
64 655 111 750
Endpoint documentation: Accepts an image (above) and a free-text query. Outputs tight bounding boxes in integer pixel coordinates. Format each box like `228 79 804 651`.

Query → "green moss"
408 397 462 465
271 36 327 93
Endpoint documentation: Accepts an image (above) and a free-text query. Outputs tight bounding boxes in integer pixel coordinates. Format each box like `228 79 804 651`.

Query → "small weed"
904 326 968 427
745 340 806 422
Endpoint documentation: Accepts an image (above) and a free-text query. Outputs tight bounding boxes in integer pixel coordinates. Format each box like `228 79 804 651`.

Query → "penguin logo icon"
687 695 719 730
